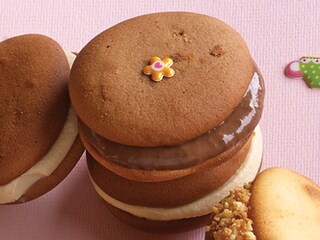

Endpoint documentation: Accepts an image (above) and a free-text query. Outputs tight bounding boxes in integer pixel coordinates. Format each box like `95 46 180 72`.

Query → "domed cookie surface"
69 12 255 147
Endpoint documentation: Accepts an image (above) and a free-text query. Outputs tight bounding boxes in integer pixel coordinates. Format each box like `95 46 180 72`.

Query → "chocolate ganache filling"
80 72 264 170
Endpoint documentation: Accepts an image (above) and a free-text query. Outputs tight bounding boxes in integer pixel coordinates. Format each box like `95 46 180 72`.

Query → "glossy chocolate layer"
80 72 264 170
86 136 250 207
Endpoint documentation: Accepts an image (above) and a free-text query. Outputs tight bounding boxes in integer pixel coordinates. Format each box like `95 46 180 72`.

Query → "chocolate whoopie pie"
69 12 265 232
0 34 84 204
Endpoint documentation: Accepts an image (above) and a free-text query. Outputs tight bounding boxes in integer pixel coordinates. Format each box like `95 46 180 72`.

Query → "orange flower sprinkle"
143 56 175 82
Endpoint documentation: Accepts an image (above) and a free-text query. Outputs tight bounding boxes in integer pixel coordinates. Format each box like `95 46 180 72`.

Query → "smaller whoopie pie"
205 168 320 240
0 34 84 204
69 12 265 232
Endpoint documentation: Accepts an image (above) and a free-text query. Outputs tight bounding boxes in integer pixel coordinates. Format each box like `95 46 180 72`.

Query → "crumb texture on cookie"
69 12 255 147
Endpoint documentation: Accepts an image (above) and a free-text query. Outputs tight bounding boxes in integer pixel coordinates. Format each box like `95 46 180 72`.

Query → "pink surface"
0 1 319 239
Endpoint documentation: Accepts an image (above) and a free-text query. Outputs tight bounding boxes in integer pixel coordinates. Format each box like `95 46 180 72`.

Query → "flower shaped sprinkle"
143 56 175 82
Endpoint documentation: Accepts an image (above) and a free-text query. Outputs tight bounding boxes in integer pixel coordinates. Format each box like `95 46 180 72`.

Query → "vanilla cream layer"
0 52 77 204
64 51 76 68
90 126 263 221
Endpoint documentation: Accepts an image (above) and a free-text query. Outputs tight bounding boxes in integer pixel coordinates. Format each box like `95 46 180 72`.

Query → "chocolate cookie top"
0 34 70 184
70 12 255 147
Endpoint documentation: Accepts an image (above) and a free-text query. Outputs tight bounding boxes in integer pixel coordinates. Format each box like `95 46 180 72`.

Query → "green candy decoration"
299 57 320 88
286 56 320 88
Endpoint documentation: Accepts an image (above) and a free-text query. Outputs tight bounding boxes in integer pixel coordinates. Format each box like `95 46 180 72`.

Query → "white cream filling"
64 51 76 68
89 126 263 221
0 52 78 204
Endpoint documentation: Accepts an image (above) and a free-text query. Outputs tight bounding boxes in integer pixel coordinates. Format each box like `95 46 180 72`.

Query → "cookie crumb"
205 183 256 240
173 30 186 37
169 53 194 63
173 30 192 43
210 45 225 57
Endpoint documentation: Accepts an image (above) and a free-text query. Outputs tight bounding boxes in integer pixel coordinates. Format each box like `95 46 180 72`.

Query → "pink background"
0 1 319 239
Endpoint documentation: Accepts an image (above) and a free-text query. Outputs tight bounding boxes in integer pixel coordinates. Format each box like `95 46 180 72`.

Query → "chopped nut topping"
205 183 256 240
